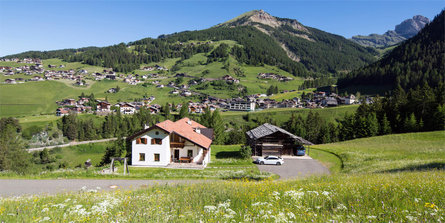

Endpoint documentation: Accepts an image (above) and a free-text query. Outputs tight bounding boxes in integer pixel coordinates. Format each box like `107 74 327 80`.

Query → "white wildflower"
272 191 281 200
315 206 322 209
204 205 217 212
287 212 296 219
51 203 66 209
366 215 377 219
322 191 330 196
41 208 49 212
337 203 347 210
414 198 421 203
406 215 416 221
38 217 51 222
80 186 87 191
284 190 305 201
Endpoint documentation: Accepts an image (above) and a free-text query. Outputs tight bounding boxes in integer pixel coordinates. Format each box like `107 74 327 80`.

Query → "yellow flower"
424 203 437 209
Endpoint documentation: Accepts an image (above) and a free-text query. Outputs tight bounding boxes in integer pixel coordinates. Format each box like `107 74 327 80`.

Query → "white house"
129 118 213 167
119 103 136 115
229 98 256 111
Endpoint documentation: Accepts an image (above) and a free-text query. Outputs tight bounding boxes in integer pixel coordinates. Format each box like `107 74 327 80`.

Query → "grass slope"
312 131 445 173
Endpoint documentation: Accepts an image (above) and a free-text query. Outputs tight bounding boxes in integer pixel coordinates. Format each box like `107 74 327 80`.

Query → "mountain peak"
395 15 430 38
216 10 307 32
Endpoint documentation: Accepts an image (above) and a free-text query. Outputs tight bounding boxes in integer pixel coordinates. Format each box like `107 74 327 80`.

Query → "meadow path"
27 138 118 152
0 179 208 197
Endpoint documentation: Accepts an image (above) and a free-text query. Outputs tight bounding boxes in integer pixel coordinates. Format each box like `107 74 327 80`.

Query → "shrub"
239 145 252 159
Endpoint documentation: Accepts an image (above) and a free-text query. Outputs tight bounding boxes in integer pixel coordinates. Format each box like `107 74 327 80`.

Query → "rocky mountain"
351 15 430 48
339 10 443 91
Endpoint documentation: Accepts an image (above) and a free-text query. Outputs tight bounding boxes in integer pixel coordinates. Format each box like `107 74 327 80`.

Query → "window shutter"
136 138 141 144
151 138 155 144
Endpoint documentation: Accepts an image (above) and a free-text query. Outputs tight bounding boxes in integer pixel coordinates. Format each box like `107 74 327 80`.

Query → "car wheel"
276 162 281 165
260 161 264 165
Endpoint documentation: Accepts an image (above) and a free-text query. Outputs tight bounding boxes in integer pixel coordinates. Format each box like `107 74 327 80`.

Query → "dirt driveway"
255 156 330 179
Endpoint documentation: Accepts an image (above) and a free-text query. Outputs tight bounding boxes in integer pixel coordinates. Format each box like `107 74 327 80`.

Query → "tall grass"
312 131 445 173
1 171 443 222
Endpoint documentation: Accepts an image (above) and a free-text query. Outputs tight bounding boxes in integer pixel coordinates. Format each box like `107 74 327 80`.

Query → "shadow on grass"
378 162 445 173
222 176 269 181
215 151 242 159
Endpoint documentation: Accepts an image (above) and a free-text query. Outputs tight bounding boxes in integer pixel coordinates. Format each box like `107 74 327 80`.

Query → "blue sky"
0 0 443 56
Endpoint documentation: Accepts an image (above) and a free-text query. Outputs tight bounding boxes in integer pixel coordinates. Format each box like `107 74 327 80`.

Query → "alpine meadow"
0 3 444 223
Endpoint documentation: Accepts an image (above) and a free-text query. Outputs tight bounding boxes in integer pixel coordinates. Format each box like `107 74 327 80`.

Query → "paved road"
256 157 330 179
0 179 206 197
27 138 118 152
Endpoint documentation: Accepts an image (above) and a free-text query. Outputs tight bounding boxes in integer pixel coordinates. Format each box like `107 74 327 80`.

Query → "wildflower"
284 190 304 201
38 217 51 222
204 205 217 212
424 203 437 209
366 215 377 219
414 198 420 203
41 208 49 212
322 191 330 196
406 215 416 221
336 203 347 210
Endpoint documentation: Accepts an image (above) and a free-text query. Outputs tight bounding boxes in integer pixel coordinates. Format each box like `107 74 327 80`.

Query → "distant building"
229 98 256 111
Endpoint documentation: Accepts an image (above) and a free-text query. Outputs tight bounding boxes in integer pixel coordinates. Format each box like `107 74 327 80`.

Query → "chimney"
144 123 150 129
187 119 192 125
195 127 201 134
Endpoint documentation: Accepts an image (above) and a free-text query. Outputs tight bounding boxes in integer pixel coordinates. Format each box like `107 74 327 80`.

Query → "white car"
254 156 284 165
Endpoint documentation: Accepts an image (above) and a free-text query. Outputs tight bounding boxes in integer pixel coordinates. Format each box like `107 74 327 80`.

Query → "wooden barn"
246 123 313 156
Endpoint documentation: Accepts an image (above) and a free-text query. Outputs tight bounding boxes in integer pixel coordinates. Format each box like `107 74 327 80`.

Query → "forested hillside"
3 10 377 76
338 10 444 91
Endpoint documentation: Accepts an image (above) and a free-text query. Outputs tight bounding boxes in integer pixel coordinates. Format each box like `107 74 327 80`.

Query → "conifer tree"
179 102 189 119
211 109 225 145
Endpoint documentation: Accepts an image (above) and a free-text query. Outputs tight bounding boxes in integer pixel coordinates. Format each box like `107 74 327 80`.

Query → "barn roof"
246 123 313 145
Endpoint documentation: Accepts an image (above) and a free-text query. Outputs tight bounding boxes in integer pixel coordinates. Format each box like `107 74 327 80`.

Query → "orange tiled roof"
155 118 212 149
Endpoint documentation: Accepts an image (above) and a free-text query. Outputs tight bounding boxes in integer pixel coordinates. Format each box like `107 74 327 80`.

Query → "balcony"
170 142 185 148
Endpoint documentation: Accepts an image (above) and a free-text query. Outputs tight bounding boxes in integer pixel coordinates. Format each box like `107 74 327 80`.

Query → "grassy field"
0 79 186 118
311 131 445 173
0 144 272 180
1 171 443 222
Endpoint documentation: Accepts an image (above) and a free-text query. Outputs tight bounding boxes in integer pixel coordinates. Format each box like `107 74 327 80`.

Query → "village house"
128 118 213 167
229 98 256 111
246 123 313 156
4 79 16 84
56 108 70 116
118 103 136 115
96 101 111 112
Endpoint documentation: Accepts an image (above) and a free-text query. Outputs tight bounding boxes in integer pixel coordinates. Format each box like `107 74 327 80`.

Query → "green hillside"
3 10 376 76
312 131 445 173
339 10 444 91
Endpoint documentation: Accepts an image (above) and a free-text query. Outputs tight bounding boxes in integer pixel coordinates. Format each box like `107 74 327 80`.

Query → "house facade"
129 118 213 167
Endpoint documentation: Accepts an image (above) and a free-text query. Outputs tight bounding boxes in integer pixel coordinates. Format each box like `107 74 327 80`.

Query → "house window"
187 150 193 157
139 153 145 161
151 138 162 145
137 138 147 144
154 153 160 162
155 131 159 135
